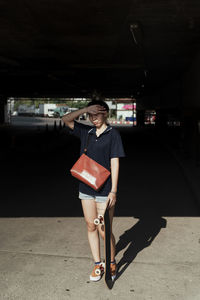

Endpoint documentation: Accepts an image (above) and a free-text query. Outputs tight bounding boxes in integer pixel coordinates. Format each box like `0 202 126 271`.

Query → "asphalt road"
10 116 133 129
11 116 64 128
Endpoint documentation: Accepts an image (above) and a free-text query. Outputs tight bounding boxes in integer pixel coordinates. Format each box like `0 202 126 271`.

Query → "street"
10 116 133 129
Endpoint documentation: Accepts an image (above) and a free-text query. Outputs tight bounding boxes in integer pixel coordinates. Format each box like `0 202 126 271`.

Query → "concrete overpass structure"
0 0 200 159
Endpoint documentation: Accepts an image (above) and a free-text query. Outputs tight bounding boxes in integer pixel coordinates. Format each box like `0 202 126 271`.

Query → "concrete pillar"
180 52 200 162
136 109 145 127
155 109 168 128
0 96 8 125
181 108 200 164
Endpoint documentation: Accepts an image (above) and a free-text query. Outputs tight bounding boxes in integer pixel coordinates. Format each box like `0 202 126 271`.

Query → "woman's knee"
86 221 97 232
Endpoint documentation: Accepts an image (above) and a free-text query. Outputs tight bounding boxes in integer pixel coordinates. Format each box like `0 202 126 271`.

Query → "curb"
110 121 135 125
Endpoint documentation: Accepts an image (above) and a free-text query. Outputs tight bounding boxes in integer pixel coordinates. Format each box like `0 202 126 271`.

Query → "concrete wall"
152 52 200 112
181 53 200 162
139 51 200 112
183 52 200 109
153 53 200 162
137 80 182 111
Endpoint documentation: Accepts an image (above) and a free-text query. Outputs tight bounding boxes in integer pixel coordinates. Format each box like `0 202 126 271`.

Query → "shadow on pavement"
115 216 167 281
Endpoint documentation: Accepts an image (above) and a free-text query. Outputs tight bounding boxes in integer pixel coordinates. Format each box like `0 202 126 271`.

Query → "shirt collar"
88 125 112 135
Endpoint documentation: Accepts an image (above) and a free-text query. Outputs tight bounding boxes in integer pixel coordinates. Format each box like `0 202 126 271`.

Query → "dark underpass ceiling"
0 0 200 97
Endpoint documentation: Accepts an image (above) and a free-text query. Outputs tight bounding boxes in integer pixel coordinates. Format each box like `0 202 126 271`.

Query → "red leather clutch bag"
70 153 110 191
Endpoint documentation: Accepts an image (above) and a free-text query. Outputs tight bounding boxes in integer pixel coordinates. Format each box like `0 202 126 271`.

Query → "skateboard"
94 202 113 289
103 201 113 289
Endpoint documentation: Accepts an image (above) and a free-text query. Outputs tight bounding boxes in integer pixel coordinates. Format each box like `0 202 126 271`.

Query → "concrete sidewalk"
0 217 199 300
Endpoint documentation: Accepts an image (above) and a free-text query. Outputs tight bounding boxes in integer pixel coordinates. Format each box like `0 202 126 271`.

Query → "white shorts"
79 192 108 203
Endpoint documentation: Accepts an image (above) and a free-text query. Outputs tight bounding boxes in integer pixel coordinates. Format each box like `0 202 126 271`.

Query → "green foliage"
66 100 89 109
13 98 90 110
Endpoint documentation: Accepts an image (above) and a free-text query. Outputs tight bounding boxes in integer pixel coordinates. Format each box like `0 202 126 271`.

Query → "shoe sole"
90 275 101 282
111 274 116 281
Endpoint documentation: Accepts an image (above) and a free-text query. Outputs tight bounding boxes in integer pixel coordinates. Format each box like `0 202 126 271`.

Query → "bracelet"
110 191 117 195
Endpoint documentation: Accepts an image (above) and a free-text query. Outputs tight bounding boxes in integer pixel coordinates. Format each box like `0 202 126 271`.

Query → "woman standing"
62 99 125 282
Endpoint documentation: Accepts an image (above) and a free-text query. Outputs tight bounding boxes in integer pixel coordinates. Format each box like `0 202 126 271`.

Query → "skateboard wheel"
95 268 101 275
100 262 105 269
94 218 100 225
98 215 104 224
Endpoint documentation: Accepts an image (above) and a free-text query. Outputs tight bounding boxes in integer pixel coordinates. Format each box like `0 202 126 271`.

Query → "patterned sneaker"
110 262 117 281
90 263 104 282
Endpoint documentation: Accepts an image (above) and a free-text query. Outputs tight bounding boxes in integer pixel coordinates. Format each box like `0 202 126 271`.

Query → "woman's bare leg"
81 199 100 262
96 202 116 262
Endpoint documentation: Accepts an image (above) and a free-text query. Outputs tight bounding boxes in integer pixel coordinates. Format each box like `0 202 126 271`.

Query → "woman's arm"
62 105 106 129
62 107 87 130
107 157 119 208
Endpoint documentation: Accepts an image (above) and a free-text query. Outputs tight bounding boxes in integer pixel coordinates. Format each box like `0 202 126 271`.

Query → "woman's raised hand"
86 105 106 115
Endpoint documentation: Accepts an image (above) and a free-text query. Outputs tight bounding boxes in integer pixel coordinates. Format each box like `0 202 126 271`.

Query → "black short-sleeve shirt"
70 121 125 196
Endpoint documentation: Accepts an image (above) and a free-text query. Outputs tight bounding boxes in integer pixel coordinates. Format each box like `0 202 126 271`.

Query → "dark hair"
87 99 109 112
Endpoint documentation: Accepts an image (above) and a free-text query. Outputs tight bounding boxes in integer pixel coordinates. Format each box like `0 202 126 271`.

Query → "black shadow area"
0 125 200 217
115 216 167 281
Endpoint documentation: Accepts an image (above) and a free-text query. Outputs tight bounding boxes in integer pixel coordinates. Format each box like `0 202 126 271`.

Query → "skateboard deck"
104 202 113 289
